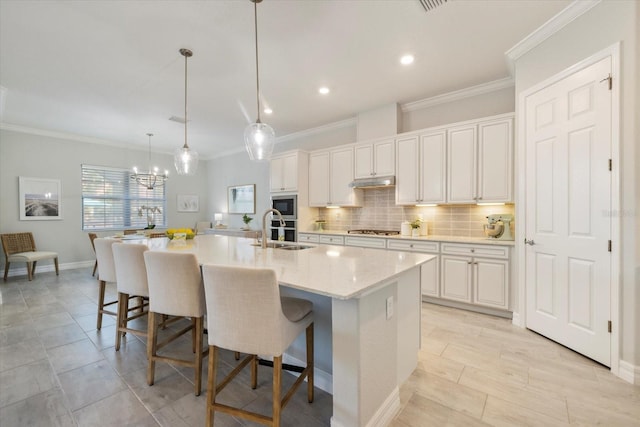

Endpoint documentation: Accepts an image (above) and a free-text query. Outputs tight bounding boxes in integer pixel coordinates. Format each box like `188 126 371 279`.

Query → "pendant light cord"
147 133 153 171
253 0 262 124
183 52 189 149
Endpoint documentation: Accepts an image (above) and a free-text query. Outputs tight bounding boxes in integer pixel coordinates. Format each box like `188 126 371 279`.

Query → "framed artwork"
228 184 255 214
177 194 199 212
19 176 62 220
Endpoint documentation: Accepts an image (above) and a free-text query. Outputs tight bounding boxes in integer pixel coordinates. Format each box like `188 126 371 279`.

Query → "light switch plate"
386 296 393 319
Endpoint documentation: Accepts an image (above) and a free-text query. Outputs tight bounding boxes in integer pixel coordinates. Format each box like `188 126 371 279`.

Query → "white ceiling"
0 0 570 159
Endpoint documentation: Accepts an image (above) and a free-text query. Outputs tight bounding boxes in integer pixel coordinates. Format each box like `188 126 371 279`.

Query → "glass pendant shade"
174 145 199 175
244 121 275 162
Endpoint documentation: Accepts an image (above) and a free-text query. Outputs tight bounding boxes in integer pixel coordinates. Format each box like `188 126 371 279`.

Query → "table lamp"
214 213 223 227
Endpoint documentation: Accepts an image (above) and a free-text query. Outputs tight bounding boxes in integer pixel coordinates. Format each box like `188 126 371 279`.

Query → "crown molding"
505 0 602 73
401 77 514 112
0 122 131 148
208 117 358 160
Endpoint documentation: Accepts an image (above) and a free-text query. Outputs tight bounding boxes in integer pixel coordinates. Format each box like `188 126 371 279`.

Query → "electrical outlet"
386 296 393 320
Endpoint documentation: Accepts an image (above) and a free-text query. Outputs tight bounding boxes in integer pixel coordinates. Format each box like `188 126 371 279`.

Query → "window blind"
81 164 166 231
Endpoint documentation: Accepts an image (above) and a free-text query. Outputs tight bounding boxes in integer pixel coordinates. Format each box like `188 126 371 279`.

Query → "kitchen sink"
277 244 314 251
251 242 314 250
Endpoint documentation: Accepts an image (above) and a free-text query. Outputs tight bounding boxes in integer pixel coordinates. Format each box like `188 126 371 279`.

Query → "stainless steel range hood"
349 176 395 188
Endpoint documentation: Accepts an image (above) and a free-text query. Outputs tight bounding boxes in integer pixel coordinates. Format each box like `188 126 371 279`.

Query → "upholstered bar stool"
93 238 120 330
112 243 149 351
143 251 208 396
202 265 314 427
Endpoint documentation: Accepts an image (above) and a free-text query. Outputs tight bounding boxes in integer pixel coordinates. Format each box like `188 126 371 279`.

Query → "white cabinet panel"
318 235 344 245
478 119 512 202
298 233 319 243
309 152 330 207
344 236 386 249
421 257 439 297
270 151 307 193
474 258 509 309
396 131 446 206
354 139 395 179
309 147 362 207
441 255 472 303
447 125 477 203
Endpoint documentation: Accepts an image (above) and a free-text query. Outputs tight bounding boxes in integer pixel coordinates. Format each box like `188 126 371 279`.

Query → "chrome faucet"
261 208 287 248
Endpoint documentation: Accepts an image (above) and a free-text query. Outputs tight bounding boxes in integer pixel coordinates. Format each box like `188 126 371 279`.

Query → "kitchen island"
141 234 434 426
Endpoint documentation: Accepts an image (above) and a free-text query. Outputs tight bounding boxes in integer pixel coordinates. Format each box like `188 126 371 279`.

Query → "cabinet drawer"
319 235 344 245
441 243 509 259
387 240 439 253
298 233 319 243
344 236 386 249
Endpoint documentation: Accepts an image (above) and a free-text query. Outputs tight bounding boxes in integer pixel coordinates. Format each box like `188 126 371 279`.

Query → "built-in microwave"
271 195 297 219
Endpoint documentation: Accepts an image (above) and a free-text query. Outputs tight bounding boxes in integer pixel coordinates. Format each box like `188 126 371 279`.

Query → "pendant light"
244 0 275 162
174 48 199 175
131 133 169 190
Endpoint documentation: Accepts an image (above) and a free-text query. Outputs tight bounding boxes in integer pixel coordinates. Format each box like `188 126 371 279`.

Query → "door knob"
524 239 535 246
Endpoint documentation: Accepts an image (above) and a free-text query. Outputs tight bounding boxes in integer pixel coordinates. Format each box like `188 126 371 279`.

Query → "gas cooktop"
347 229 400 236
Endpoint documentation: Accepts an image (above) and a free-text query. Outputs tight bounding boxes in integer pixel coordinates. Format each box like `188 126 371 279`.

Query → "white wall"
513 0 639 369
0 129 209 270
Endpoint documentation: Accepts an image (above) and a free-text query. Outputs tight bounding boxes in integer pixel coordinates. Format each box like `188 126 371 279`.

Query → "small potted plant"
410 219 422 237
242 214 253 230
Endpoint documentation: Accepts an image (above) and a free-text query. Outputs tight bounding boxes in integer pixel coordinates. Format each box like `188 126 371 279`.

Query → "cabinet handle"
524 239 535 246
470 248 475 253
409 244 414 248
468 261 472 265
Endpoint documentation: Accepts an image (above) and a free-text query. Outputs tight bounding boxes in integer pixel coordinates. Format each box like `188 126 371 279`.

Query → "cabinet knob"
409 244 414 248
470 248 475 253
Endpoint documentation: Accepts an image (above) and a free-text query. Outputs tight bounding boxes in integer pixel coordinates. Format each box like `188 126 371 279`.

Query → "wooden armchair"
1 232 59 281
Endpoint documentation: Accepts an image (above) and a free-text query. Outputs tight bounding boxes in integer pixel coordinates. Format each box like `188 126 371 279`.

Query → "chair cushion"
8 251 57 262
281 297 312 322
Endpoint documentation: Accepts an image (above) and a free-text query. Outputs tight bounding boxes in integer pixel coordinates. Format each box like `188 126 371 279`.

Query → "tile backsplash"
315 187 514 238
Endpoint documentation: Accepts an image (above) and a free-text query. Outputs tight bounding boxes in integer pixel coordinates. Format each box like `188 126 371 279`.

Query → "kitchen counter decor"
165 228 195 240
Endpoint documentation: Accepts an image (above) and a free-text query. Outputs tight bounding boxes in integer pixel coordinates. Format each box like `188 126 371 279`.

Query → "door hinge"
608 320 612 333
600 74 612 90
608 240 612 252
608 159 612 171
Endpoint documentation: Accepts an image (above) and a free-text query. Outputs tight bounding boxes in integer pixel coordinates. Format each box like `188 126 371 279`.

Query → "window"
82 164 166 231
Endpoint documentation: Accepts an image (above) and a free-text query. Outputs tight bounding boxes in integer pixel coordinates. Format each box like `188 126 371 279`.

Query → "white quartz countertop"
300 230 516 246
142 235 434 300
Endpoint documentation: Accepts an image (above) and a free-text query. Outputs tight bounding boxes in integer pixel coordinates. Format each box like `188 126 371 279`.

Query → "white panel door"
330 147 356 206
308 151 329 207
440 255 472 303
474 258 509 310
354 144 373 179
373 139 395 177
420 131 447 204
478 118 512 202
525 56 612 366
447 125 477 203
395 136 419 205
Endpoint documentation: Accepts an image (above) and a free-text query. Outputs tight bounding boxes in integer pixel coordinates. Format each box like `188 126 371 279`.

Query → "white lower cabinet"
385 240 439 298
440 256 473 303
440 243 509 310
344 236 386 249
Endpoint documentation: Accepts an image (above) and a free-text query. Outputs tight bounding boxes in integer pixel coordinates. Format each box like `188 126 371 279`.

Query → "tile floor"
0 268 638 426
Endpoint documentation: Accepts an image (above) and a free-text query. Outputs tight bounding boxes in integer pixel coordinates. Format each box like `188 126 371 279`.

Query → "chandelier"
131 133 168 190
174 48 199 175
244 0 275 162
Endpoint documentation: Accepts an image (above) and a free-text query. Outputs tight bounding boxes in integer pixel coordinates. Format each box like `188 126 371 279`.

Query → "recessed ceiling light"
400 54 414 65
318 87 330 95
264 107 273 115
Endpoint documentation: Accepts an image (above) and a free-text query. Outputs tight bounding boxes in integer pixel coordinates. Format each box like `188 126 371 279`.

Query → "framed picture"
228 184 255 214
177 194 199 212
19 176 62 220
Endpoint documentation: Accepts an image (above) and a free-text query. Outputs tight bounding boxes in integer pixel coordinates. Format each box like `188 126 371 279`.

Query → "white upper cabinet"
309 146 363 207
396 130 446 205
447 116 513 203
477 118 513 202
270 151 308 194
447 124 478 203
354 138 395 179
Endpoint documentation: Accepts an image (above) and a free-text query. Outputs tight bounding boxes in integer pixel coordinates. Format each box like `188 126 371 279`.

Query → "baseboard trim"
4 260 94 279
365 386 400 427
618 360 640 385
422 297 512 319
282 353 333 395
